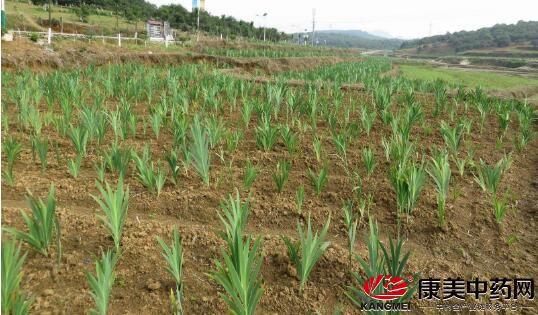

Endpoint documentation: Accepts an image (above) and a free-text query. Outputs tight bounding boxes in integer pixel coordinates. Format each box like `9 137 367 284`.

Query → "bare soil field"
2 41 537 314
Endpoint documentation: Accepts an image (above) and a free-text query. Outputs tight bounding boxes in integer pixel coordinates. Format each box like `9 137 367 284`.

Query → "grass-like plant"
434 85 448 116
390 161 426 219
427 151 451 227
453 155 466 177
515 105 536 150
68 124 89 157
255 117 279 152
349 218 383 304
95 161 106 183
473 158 505 195
308 165 328 196
211 190 263 315
280 126 299 154
218 190 250 241
360 106 376 135
241 100 253 128
1 241 32 315
440 121 464 154
2 137 22 185
346 217 416 307
493 192 509 223
86 250 117 315
342 201 358 265
104 143 132 179
68 155 82 179
166 149 181 186
210 230 263 315
189 115 211 186
357 193 372 220
295 185 305 214
497 110 510 138
226 130 243 153
150 111 162 139
381 107 393 125
205 116 226 149
273 160 290 193
133 149 167 195
4 185 59 257
282 215 331 292
243 159 258 190
362 147 376 177
92 180 129 253
108 108 126 141
28 104 43 136
312 137 323 163
157 227 184 315
32 136 48 173
373 86 391 112
332 133 348 162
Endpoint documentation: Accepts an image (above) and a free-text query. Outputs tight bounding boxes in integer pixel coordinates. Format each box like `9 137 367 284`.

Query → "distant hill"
303 29 404 50
368 30 395 39
400 21 538 53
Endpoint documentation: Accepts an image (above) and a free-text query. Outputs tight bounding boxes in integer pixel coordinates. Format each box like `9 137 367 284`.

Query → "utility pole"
48 0 52 27
115 3 119 32
311 8 315 46
429 21 432 36
196 7 200 41
47 0 52 44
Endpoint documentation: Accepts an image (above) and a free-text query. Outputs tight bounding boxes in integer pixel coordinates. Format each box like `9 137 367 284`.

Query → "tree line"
400 21 538 52
30 0 289 41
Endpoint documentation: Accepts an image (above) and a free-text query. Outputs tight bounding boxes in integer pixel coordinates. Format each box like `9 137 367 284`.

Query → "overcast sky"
148 0 538 39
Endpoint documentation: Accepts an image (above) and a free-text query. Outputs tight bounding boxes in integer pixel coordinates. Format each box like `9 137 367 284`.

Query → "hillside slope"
299 29 403 50
400 20 538 53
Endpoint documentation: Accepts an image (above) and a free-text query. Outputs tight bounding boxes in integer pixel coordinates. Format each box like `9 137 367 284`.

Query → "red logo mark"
362 275 410 301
